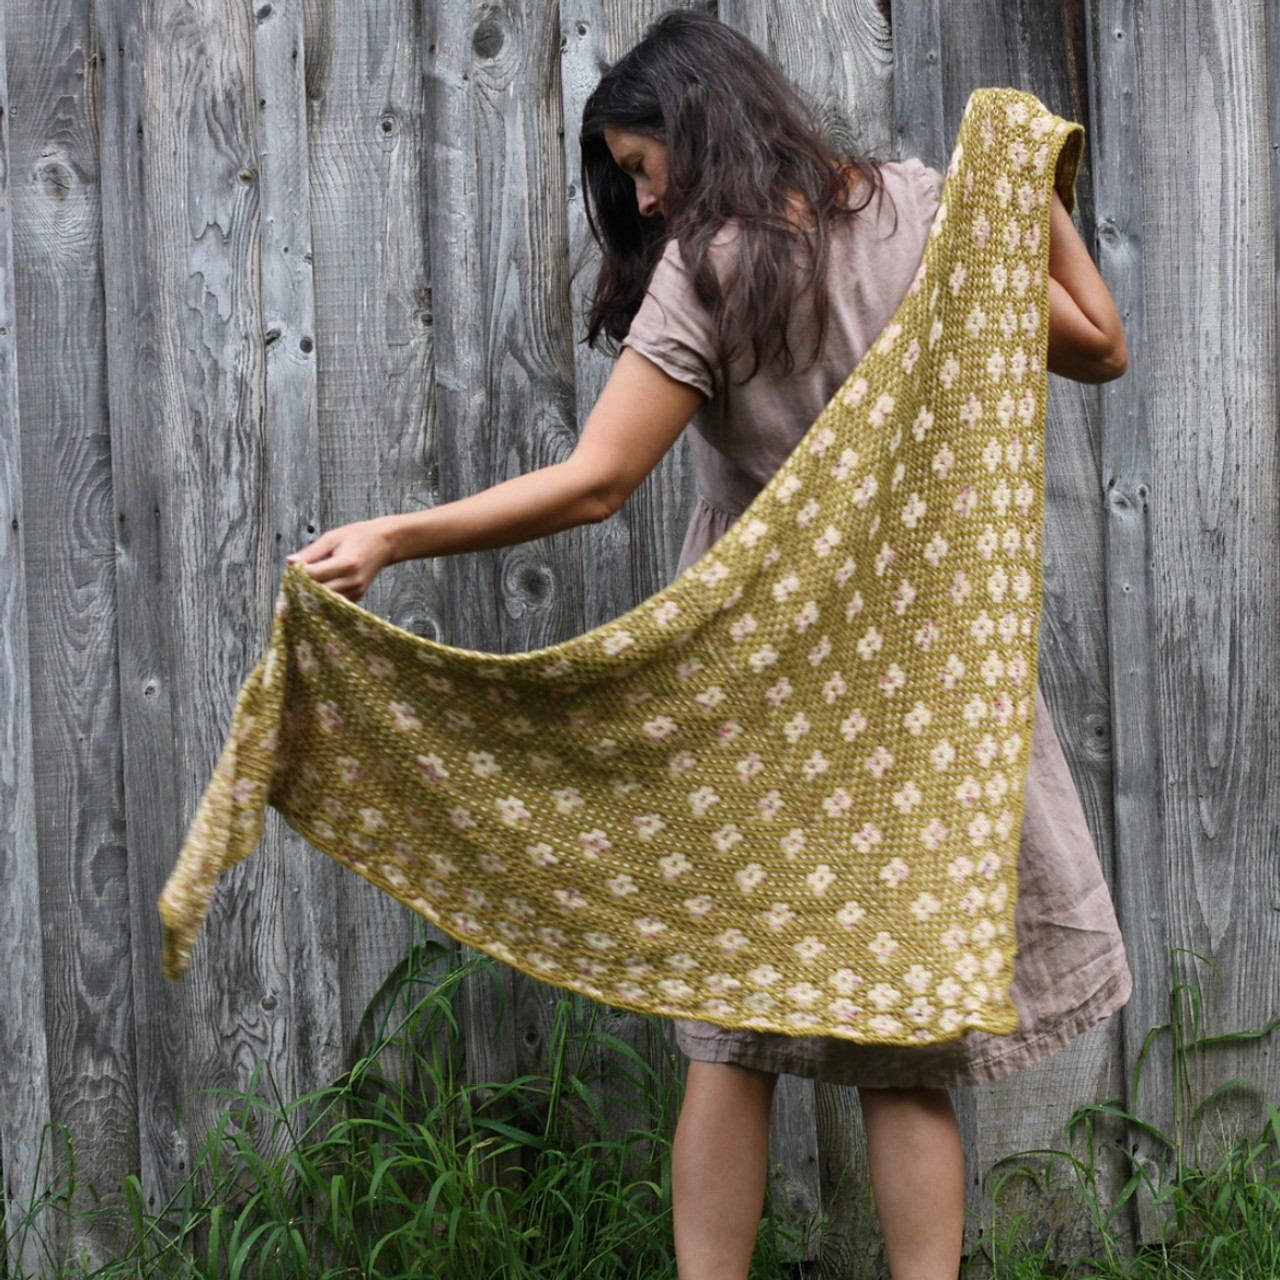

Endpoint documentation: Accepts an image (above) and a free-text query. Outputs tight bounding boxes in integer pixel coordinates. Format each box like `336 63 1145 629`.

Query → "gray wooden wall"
2 0 1278 1275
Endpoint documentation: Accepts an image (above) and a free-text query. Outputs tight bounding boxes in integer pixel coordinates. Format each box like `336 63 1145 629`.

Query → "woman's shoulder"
857 157 943 226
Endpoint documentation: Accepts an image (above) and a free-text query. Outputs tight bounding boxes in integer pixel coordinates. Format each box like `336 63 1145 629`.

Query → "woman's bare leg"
672 1060 777 1280
858 1086 965 1280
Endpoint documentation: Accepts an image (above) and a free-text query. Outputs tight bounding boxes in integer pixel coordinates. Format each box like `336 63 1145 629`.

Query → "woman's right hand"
287 517 397 603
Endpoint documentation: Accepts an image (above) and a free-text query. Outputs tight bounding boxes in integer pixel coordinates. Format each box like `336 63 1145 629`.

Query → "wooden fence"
2 0 1278 1274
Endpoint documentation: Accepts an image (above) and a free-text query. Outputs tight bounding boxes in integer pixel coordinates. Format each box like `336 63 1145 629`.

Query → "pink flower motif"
765 678 793 706
578 829 613 858
879 665 907 697
756 791 784 819
852 823 882 853
555 888 587 911
643 715 678 740
495 795 530 825
822 673 848 703
879 858 910 887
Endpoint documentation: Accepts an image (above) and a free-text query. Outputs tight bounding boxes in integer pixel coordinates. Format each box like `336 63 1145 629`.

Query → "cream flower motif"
735 753 764 782
495 795 530 826
633 812 666 840
974 734 1000 767
793 601 819 632
711 824 743 852
965 305 987 337
335 756 363 784
920 818 949 850
910 893 942 921
552 787 584 813
765 678 793 706
780 829 808 858
856 626 884 660
762 902 796 930
891 581 917 615
869 984 901 1011
930 740 957 771
643 715 678 741
967 812 994 844
699 559 729 586
756 791 784 819
784 713 811 742
695 686 726 712
716 719 744 745
554 887 587 911
659 852 692 881
736 517 768 547
729 614 758 642
716 928 749 955
808 636 833 666
900 494 927 528
868 393 896 429
748 645 779 671
634 916 668 939
804 752 832 780
948 855 975 883
939 355 961 386
869 932 899 962
865 745 894 778
873 542 897 577
879 858 910 887
447 805 476 831
366 653 396 679
775 474 802 503
318 701 344 732
845 591 865 621
879 664 907 697
852 823 883 853
893 781 923 813
652 600 681 627
667 750 697 775
912 406 934 440
675 658 704 681
923 533 949 565
796 497 821 526
467 751 499 778
806 864 835 895
949 265 967 295
578 829 613 858
735 863 767 893
841 709 868 741
601 630 634 657
940 654 966 689
526 843 557 868
684 895 716 917
822 673 848 702
832 449 860 480
821 787 852 818
787 981 823 1007
813 525 842 556
851 474 879 508
605 874 638 897
688 786 720 816
772 572 801 601
902 702 932 735
747 963 781 988
842 376 869 407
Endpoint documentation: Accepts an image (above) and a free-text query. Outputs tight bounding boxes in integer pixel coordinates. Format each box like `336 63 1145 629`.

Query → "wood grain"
254 0 343 1100
890 0 943 165
9 1 135 1266
140 0 292 1161
94 0 189 1216
1134 0 1279 1136
0 3 55 1270
301 0 430 1048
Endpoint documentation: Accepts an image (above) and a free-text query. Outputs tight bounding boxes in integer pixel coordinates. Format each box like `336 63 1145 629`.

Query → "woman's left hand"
287 518 397 603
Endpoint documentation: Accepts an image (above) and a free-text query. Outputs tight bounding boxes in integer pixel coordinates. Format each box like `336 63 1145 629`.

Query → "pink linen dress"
620 160 1131 1086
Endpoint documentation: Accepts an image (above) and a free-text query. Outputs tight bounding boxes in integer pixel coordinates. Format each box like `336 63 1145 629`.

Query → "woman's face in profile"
603 126 669 219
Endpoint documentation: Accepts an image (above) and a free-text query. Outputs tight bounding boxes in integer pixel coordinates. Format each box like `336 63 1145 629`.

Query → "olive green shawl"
161 89 1084 1047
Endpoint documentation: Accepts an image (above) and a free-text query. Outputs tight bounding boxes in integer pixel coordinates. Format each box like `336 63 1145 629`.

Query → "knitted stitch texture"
161 89 1084 1047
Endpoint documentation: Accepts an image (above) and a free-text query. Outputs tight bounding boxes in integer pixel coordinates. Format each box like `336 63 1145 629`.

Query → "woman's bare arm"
1046 191 1127 383
289 348 702 601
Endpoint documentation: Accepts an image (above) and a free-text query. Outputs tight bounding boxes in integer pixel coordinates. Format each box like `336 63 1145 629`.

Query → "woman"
290 13 1129 1279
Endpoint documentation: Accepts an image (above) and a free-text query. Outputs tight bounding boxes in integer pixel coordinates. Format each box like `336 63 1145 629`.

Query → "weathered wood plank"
141 0 291 1151
1084 0 1174 1207
9 2 135 1266
890 0 942 165
938 0 1125 1260
301 0 429 1048
93 0 189 1216
1135 0 1279 1127
253 0 342 1099
560 1 700 637
0 4 55 1270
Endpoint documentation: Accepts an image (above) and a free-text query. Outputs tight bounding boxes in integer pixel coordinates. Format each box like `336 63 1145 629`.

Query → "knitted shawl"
161 89 1084 1047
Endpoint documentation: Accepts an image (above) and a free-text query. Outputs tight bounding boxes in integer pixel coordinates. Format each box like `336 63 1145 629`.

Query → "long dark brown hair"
580 10 883 380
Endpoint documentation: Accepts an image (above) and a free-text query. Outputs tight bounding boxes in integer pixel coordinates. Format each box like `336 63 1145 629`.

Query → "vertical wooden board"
9 0 136 1265
303 0 435 1048
0 5 55 1271
560 1 700 636
890 0 943 166
253 0 343 1099
809 1085 885 1279
719 0 895 158
94 0 192 1215
767 1076 823 1264
1137 0 1280 1117
555 0 700 1156
1084 1 1172 1221
938 0 1125 1257
140 0 293 1147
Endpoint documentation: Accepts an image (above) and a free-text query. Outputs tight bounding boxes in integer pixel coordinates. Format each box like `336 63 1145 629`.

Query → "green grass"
5 947 1277 1279
3 944 801 1279
965 951 1280 1279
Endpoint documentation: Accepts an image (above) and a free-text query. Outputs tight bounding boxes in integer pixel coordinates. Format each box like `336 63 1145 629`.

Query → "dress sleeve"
622 239 719 400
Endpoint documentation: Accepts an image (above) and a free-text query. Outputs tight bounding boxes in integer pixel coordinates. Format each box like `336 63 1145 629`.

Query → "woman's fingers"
286 521 391 602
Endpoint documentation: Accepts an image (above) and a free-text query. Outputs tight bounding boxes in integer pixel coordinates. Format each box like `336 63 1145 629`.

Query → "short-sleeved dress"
621 160 1131 1088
